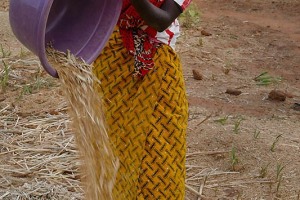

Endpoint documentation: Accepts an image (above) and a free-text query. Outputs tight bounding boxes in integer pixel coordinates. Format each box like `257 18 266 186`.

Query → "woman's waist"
119 19 180 49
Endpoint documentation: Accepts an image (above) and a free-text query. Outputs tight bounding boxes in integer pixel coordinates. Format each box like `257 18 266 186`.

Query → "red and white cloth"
145 0 192 48
118 0 192 77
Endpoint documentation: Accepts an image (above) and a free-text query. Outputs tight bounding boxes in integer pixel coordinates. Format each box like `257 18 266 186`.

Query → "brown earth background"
0 0 300 199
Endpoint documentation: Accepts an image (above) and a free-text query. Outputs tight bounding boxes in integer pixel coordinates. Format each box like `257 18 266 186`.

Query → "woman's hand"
130 0 182 32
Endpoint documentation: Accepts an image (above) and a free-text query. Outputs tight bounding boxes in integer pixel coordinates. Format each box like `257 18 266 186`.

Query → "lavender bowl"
9 0 122 77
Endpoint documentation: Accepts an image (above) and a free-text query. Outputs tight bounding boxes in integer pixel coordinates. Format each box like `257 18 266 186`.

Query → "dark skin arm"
130 0 182 32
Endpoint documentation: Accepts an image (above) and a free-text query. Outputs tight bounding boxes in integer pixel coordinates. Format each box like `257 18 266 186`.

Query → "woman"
93 0 191 199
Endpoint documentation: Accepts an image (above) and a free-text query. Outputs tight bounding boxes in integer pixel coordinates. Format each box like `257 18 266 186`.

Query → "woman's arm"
130 0 182 32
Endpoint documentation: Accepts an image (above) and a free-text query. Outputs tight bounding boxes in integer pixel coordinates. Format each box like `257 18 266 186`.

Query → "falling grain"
47 49 119 200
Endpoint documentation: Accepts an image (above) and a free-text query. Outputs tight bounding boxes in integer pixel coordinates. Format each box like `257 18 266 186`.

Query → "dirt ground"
1 0 300 199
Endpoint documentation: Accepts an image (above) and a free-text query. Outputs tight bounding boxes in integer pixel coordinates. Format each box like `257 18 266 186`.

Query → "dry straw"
0 47 229 200
46 49 119 200
0 99 83 199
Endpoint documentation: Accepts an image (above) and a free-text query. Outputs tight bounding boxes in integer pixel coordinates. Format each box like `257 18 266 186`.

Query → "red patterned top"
118 0 192 78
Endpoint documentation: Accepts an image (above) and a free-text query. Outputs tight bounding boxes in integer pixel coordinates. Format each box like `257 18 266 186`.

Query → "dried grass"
0 101 83 199
0 49 234 200
0 48 120 199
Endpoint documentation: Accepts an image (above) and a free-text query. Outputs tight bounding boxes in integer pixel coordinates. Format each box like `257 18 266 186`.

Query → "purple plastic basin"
9 0 122 77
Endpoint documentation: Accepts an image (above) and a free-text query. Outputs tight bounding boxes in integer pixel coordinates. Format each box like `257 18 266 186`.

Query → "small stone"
49 109 60 115
192 70 203 80
201 29 212 36
268 90 286 101
225 88 242 96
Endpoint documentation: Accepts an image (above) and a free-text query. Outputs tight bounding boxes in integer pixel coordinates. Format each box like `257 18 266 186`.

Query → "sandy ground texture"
1 0 300 199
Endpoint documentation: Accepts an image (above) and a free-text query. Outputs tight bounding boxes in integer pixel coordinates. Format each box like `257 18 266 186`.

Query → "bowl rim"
22 0 122 78
37 0 59 77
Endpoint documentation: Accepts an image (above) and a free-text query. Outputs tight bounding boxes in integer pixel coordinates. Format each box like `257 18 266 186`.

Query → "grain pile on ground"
46 49 119 200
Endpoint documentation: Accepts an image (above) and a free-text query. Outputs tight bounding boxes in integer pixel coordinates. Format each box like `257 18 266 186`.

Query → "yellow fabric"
93 27 188 200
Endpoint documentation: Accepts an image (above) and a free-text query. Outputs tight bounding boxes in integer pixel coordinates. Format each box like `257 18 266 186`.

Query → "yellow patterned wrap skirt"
93 27 188 200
